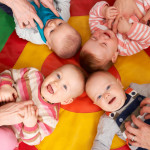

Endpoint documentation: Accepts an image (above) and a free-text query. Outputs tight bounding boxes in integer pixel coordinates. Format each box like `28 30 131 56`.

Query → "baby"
86 71 150 150
80 0 150 73
14 0 81 58
0 64 85 148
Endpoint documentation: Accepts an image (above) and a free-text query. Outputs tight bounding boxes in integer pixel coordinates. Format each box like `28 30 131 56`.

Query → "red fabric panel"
18 142 37 150
112 145 130 150
144 47 150 57
0 31 27 72
70 0 114 16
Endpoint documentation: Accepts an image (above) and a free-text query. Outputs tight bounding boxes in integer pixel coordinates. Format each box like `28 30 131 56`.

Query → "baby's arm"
89 1 110 33
21 105 41 145
91 114 120 150
54 0 71 22
21 104 59 145
0 69 17 102
117 21 150 56
89 1 118 33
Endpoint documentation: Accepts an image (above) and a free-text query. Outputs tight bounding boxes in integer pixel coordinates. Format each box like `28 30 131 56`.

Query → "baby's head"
86 71 126 112
44 19 81 59
41 64 85 105
80 29 118 73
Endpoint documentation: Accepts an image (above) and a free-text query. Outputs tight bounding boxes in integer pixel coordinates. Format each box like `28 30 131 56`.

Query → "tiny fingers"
109 6 118 11
31 105 36 116
36 108 39 117
109 15 118 20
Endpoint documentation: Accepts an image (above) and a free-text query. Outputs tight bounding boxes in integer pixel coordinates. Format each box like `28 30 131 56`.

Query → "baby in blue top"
14 0 81 59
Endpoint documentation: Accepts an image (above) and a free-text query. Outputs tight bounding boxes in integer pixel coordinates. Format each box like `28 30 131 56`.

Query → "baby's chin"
106 99 125 112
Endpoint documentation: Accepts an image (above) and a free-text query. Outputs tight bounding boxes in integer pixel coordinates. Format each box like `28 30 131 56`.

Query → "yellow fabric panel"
36 108 126 150
36 108 104 150
115 51 150 88
13 42 52 70
111 135 126 149
68 16 91 45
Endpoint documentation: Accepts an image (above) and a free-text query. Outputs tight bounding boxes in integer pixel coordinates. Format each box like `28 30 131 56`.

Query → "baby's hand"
104 6 118 20
0 85 17 102
23 105 38 127
140 9 150 25
140 16 150 24
117 17 132 34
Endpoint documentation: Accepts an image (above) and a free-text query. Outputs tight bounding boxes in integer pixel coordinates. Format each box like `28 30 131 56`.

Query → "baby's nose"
104 93 110 99
52 81 59 89
96 32 106 40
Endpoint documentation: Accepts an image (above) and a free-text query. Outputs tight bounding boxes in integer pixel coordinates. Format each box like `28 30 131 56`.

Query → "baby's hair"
58 32 81 59
79 50 113 73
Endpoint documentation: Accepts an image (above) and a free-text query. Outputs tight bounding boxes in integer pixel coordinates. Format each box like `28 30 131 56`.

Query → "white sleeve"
91 114 120 150
54 0 70 22
14 16 45 45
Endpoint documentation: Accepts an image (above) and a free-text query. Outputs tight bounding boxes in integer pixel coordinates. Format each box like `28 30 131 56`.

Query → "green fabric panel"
0 8 15 52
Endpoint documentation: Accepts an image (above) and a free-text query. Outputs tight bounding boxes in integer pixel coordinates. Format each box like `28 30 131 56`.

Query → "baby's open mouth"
108 97 116 104
47 84 54 94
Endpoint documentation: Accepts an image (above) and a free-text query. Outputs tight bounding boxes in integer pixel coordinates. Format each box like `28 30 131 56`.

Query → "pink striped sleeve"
0 70 14 87
23 124 38 132
89 1 108 33
143 0 150 11
118 22 150 56
22 123 40 144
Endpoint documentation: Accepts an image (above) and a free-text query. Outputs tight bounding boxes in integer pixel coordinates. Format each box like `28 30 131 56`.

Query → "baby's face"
82 29 118 64
44 19 75 55
86 72 126 112
41 65 84 104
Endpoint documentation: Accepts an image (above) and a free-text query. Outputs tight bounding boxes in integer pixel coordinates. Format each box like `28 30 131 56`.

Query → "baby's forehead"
58 65 80 75
89 73 115 85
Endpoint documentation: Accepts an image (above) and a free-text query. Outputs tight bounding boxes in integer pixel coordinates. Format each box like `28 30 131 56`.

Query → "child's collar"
41 96 56 105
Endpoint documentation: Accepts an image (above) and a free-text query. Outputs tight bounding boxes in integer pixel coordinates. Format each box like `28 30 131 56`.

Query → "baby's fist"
117 17 132 34
0 84 17 102
105 6 118 20
23 105 38 127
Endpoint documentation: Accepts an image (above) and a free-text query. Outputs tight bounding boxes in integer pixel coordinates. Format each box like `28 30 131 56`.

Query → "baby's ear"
61 98 73 105
112 51 119 63
46 41 51 49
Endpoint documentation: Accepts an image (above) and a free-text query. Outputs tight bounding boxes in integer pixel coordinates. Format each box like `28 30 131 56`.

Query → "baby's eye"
50 30 54 33
97 95 102 100
106 85 110 90
91 36 97 41
57 74 60 79
102 43 107 46
63 85 67 90
58 23 62 26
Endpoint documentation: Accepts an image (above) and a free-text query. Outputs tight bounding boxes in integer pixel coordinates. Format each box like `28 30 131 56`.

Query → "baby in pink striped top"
80 0 150 73
0 64 85 148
